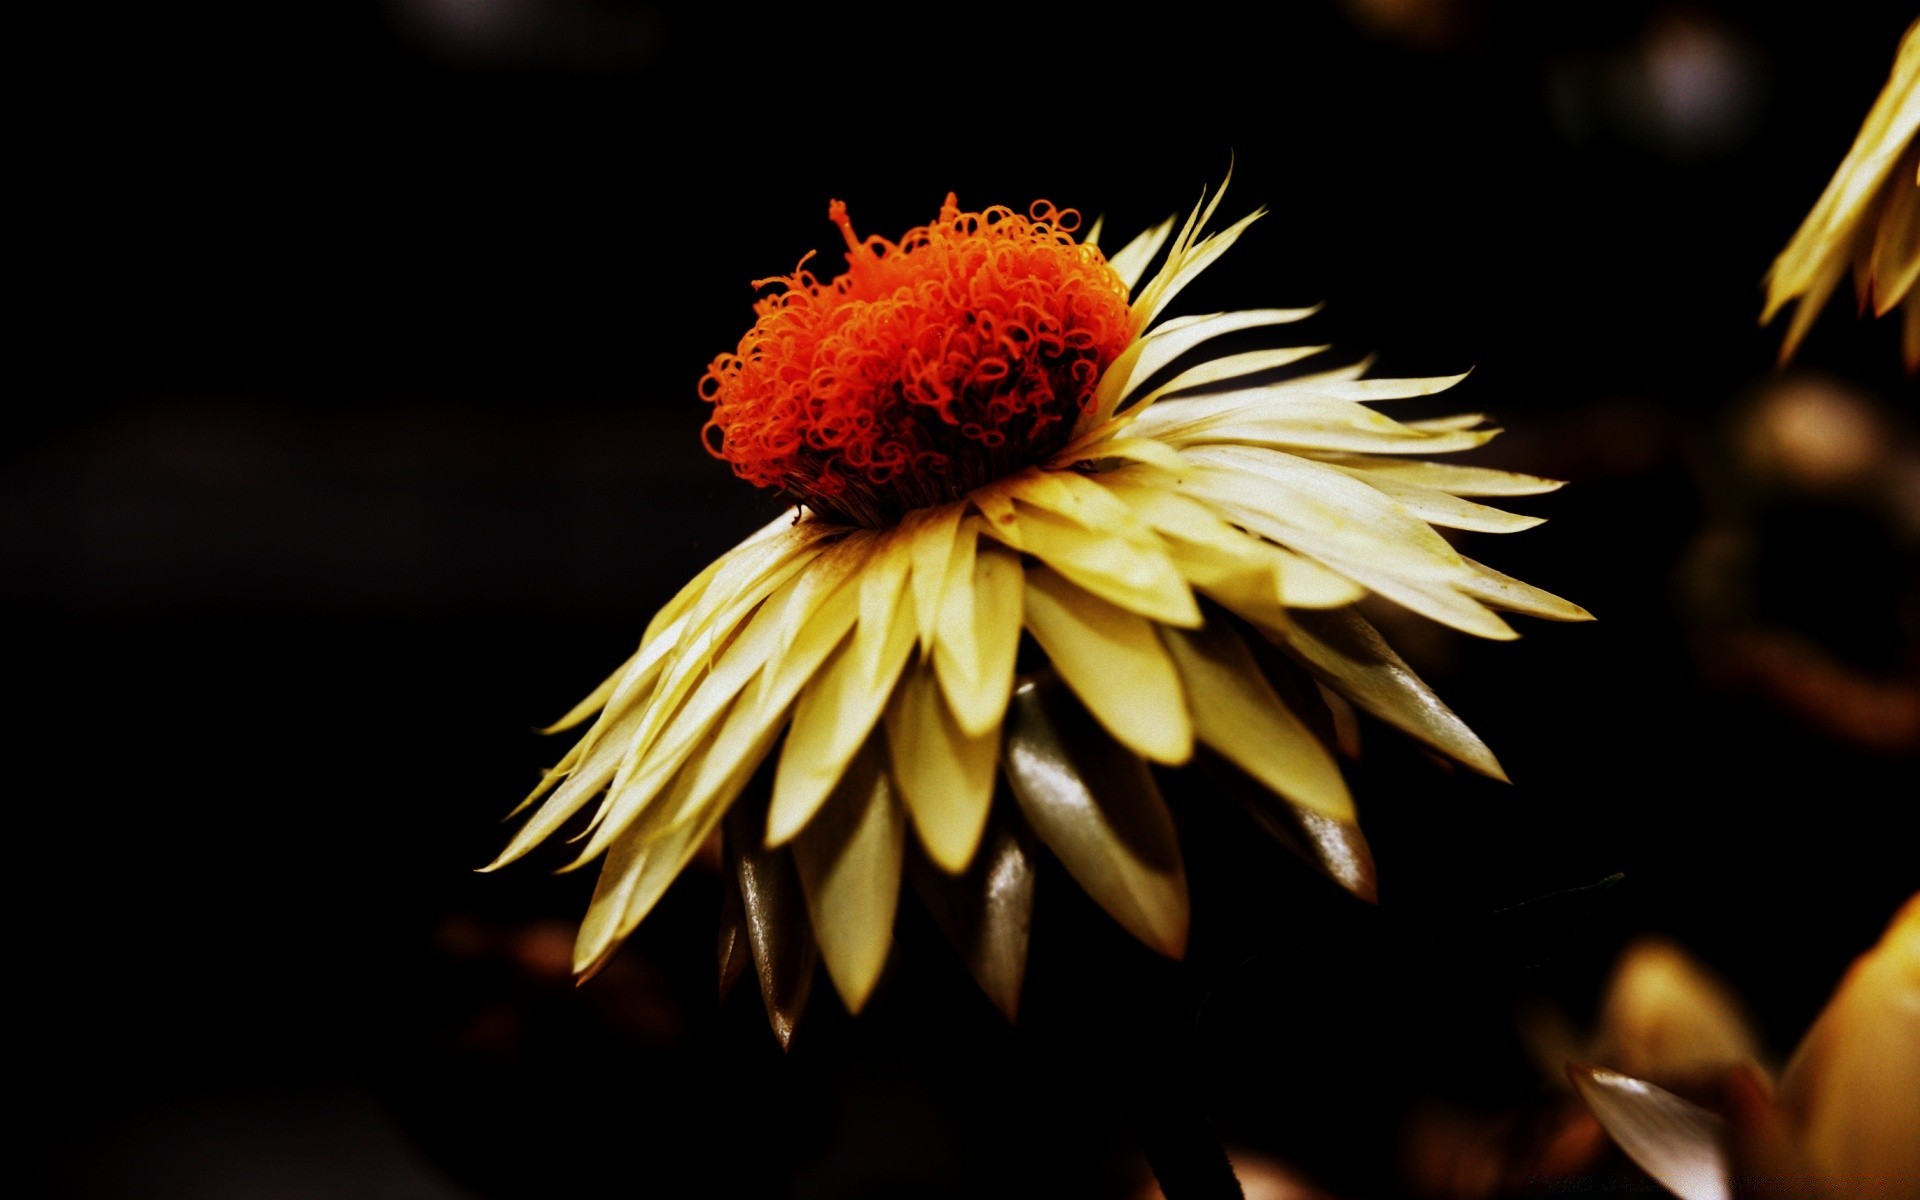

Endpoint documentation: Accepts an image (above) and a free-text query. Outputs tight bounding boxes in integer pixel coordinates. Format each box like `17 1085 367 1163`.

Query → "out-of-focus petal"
1568 1064 1733 1200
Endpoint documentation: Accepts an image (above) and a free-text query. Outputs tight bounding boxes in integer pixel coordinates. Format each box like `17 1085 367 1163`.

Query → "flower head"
494 176 1591 1043
1762 19 1920 371
702 198 1134 524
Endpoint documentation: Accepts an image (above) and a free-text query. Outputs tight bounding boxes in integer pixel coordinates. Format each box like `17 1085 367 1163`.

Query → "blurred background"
14 1 1918 1196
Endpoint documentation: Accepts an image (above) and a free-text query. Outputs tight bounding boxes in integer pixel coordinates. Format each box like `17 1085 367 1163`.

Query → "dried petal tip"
700 198 1135 525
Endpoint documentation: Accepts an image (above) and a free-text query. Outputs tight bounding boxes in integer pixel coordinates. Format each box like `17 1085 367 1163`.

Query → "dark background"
14 2 1918 1197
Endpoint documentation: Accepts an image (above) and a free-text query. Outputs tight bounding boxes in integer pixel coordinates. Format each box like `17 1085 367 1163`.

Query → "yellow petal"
1022 564 1192 765
1280 371 1473 403
1086 307 1318 429
792 738 906 1014
573 738 734 977
1181 446 1517 640
1132 344 1331 410
1458 556 1594 622
1097 470 1365 610
1134 206 1266 332
1309 456 1566 497
884 661 999 873
1868 139 1920 313
768 575 918 846
1003 675 1189 958
933 538 1023 738
1162 621 1353 821
996 503 1200 627
1764 20 1920 341
906 503 965 649
1776 893 1920 1190
1103 214 1175 292
1051 436 1192 473
1355 475 1547 534
1595 938 1765 1084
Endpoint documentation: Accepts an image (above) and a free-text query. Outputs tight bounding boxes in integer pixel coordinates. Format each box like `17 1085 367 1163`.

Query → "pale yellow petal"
792 739 906 1014
1134 207 1267 332
1103 214 1175 292
884 661 998 873
1776 893 1920 1190
1134 344 1332 409
996 503 1200 627
1162 621 1353 821
1022 564 1192 765
1096 470 1366 610
906 503 965 649
1086 307 1319 430
1051 436 1191 473
1355 476 1548 535
1765 20 1920 334
1868 139 1920 313
1311 456 1566 497
933 540 1023 737
768 578 918 846
1458 556 1594 622
573 739 734 977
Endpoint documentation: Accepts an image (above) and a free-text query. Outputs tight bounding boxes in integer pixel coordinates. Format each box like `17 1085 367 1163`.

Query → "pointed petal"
885 661 999 874
907 504 965 649
1310 456 1566 497
727 801 817 1050
573 742 735 977
1568 1065 1733 1200
933 538 1023 738
909 817 1036 1021
1355 475 1547 534
1022 564 1193 765
1162 621 1353 821
1775 894 1920 1188
1458 556 1594 622
996 502 1200 627
769 576 918 846
1104 215 1175 292
1087 307 1318 429
1198 752 1377 902
1269 607 1507 781
791 738 906 1014
718 860 749 1001
1003 674 1189 958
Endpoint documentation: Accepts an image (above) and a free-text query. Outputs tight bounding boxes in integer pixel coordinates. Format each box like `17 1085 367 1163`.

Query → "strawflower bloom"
1762 18 1919 371
492 178 1590 1041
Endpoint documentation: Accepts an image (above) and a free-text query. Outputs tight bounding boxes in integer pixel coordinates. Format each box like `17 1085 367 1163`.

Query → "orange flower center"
700 196 1135 526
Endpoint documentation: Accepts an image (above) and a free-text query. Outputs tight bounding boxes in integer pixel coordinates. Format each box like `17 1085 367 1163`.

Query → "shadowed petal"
1003 674 1189 958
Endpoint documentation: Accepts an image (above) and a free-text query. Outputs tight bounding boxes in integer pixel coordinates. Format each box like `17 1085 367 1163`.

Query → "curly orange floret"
700 196 1135 525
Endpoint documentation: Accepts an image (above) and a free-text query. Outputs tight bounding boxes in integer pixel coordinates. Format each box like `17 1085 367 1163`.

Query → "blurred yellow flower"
1570 893 1920 1199
1762 19 1919 371
492 177 1589 1042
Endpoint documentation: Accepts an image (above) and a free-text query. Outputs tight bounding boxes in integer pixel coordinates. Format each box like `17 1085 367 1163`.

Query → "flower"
1569 893 1920 1199
491 176 1590 1042
1762 19 1920 371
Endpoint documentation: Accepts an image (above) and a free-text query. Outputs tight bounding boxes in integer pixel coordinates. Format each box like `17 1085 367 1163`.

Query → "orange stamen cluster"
700 196 1135 526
